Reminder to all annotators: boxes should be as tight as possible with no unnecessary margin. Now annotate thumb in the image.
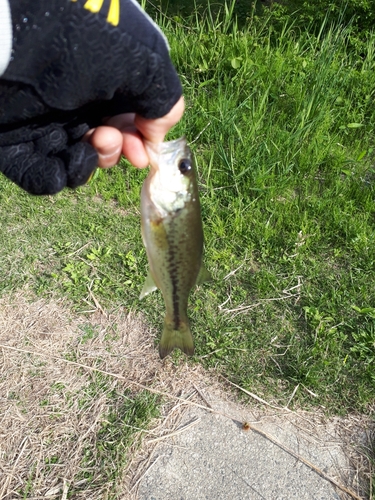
[134,96,185,143]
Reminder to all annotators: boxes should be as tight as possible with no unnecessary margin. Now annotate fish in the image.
[139,136,210,359]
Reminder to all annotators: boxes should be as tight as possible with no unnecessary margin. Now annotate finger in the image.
[84,126,123,168]
[121,127,149,168]
[101,114,149,168]
[84,124,149,169]
[134,96,185,143]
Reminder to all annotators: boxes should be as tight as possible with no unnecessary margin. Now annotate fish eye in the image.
[178,158,192,174]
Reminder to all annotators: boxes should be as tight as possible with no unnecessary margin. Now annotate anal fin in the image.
[139,270,158,299]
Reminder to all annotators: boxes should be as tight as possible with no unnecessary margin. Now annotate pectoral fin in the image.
[139,270,158,299]
[196,263,212,285]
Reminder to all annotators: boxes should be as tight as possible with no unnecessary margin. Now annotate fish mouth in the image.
[144,135,193,211]
[144,136,188,155]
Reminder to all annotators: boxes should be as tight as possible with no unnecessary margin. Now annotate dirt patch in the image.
[0,292,373,499]
[0,291,217,499]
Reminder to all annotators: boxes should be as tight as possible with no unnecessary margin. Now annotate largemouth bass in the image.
[140,136,210,359]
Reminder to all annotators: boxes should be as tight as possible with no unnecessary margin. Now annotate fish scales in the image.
[140,137,210,358]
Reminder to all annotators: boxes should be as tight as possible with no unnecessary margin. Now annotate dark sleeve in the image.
[0,0,182,195]
[2,0,182,120]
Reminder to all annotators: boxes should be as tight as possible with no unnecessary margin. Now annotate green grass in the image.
[163,6,375,413]
[74,385,159,498]
[1,0,374,458]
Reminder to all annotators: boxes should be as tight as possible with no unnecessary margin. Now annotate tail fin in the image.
[159,318,195,359]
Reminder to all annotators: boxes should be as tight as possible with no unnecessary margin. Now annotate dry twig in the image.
[147,417,201,444]
[130,454,164,493]
[87,282,108,318]
[220,375,289,412]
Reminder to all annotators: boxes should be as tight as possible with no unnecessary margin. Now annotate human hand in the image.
[0,0,183,195]
[85,96,185,169]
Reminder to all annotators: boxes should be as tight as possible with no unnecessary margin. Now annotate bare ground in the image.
[0,292,373,499]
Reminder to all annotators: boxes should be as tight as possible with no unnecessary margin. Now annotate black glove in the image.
[0,81,100,194]
[0,0,182,195]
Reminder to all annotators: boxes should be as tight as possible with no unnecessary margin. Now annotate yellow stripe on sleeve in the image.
[107,0,120,26]
[83,0,105,14]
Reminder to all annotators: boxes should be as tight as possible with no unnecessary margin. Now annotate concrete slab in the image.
[138,400,349,500]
